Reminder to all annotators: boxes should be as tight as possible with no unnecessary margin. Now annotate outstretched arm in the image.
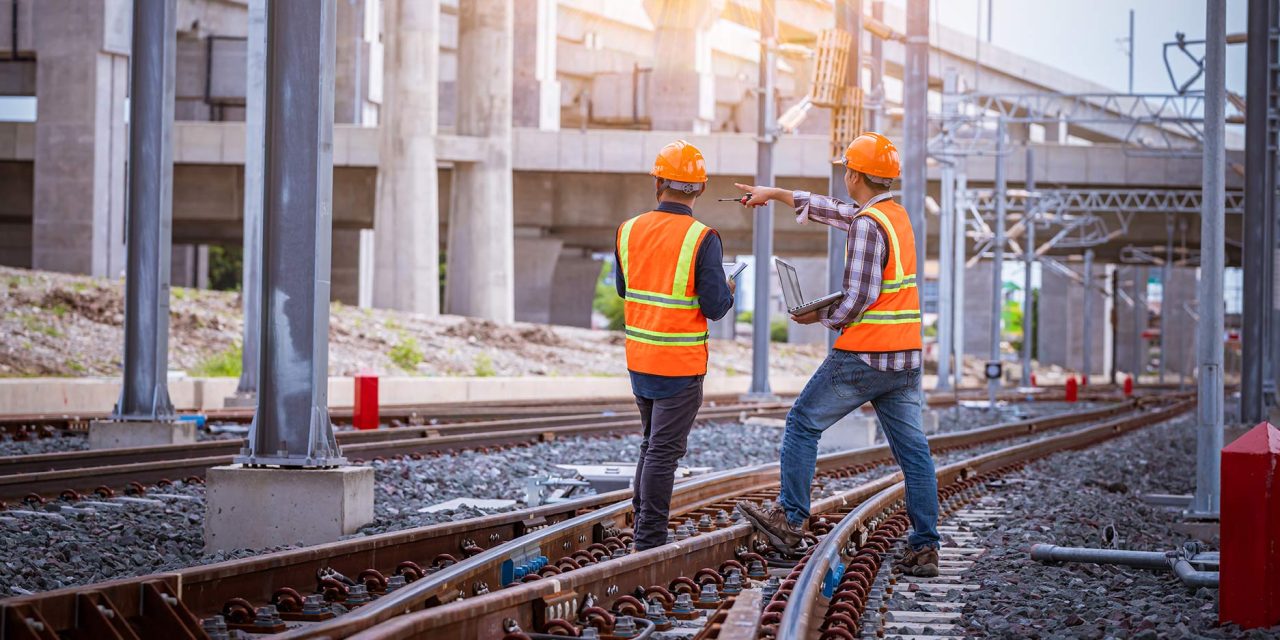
[732,183,858,232]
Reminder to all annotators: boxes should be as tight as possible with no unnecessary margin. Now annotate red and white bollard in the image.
[354,373,379,431]
[1220,422,1280,628]
[1064,376,1078,403]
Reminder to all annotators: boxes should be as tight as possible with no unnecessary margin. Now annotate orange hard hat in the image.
[836,132,900,179]
[651,140,708,184]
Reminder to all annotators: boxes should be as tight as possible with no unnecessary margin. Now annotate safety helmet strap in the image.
[657,179,706,196]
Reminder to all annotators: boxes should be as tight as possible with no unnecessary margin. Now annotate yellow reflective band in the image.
[625,289,700,309]
[860,207,905,280]
[671,221,707,299]
[625,326,710,346]
[853,309,922,326]
[618,217,639,277]
[856,317,922,325]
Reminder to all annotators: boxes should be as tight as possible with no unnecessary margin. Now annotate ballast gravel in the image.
[0,401,1098,595]
[954,415,1280,639]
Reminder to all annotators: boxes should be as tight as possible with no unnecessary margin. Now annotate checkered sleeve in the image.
[792,191,859,232]
[820,216,886,331]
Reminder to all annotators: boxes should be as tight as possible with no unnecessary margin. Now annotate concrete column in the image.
[1037,262,1107,374]
[335,0,380,125]
[786,257,827,345]
[1163,266,1199,379]
[171,244,196,288]
[373,0,441,314]
[1114,265,1149,378]
[550,249,601,328]
[32,0,129,276]
[513,0,559,130]
[332,228,362,305]
[513,234,564,324]
[642,0,723,133]
[445,0,515,322]
[962,261,995,358]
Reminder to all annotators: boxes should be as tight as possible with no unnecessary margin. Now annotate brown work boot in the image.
[894,546,940,577]
[736,501,803,550]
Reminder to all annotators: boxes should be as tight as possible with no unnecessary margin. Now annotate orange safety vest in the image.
[616,211,715,377]
[834,199,924,353]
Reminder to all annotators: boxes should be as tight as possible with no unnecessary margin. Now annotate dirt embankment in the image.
[0,266,826,378]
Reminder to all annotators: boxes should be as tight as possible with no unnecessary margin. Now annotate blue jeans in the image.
[779,350,940,550]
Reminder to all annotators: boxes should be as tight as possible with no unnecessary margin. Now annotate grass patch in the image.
[473,353,496,377]
[192,343,243,377]
[20,315,61,338]
[172,287,190,301]
[389,336,423,371]
[49,302,70,318]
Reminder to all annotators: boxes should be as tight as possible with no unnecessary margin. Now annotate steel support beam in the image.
[953,173,968,390]
[114,0,177,423]
[1160,218,1173,384]
[748,0,777,399]
[1021,147,1035,387]
[1241,0,1271,424]
[1191,0,1225,516]
[1082,248,1095,380]
[935,68,959,392]
[827,0,861,351]
[234,0,266,401]
[237,0,345,467]
[903,0,929,283]
[988,119,1006,406]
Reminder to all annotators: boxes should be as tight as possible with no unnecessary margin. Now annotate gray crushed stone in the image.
[948,415,1280,639]
[0,402,1106,596]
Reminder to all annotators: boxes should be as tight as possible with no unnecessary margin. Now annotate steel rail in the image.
[0,404,792,505]
[0,404,1141,639]
[265,404,1141,639]
[776,399,1193,640]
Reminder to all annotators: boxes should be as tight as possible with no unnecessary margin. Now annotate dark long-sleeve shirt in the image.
[793,190,922,371]
[614,200,734,399]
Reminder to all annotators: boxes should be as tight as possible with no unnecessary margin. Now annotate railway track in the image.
[0,400,1160,639]
[0,401,793,506]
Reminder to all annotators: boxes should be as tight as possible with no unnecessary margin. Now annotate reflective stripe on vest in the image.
[618,217,707,311]
[858,207,918,295]
[834,200,924,353]
[624,327,710,346]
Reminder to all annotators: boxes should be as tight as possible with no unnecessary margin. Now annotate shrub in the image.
[770,318,788,343]
[593,261,625,331]
[473,352,496,377]
[389,336,423,371]
[192,343,242,377]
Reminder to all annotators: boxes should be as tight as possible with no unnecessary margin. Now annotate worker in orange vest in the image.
[615,140,736,551]
[733,132,941,577]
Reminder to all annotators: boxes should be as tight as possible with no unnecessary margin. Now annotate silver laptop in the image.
[775,258,843,315]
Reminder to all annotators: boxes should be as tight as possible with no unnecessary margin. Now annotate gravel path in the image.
[955,415,1280,639]
[0,402,1103,596]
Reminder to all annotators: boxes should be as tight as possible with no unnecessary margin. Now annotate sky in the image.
[0,1,1246,121]
[926,0,1248,97]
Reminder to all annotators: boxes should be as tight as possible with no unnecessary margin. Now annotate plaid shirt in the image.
[793,191,922,372]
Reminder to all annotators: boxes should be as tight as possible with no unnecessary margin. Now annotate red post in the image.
[1220,422,1280,628]
[1123,376,1134,397]
[354,374,379,431]
[1081,374,1089,387]
[1064,376,1078,403]
[1029,372,1037,387]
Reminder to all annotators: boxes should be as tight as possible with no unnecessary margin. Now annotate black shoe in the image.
[736,500,803,550]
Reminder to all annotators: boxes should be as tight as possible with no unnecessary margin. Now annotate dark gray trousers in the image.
[631,381,703,551]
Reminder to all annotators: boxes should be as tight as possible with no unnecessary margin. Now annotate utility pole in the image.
[936,69,958,392]
[988,119,1007,407]
[1191,0,1225,516]
[1127,9,1135,94]
[1082,248,1095,382]
[903,0,928,283]
[1021,147,1035,388]
[229,0,266,408]
[748,0,777,400]
[828,0,861,350]
[1242,0,1271,424]
[1159,218,1173,384]
[954,173,968,390]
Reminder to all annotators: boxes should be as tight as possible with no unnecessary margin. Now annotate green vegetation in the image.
[208,244,243,291]
[49,303,70,318]
[770,318,788,343]
[20,315,61,338]
[389,335,423,371]
[737,310,753,324]
[192,343,243,377]
[593,261,625,331]
[473,352,496,377]
[67,360,86,374]
[172,287,190,301]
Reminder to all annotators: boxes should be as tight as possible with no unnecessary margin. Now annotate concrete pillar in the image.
[549,249,601,328]
[32,0,129,276]
[513,234,564,324]
[642,0,723,133]
[513,0,559,131]
[332,228,362,305]
[335,0,380,125]
[1114,265,1149,378]
[1037,262,1107,374]
[962,261,995,358]
[0,163,33,268]
[373,0,442,314]
[171,244,195,288]
[786,257,827,345]
[1163,266,1199,379]
[445,0,515,322]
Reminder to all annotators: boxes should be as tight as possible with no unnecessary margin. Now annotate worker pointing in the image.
[615,140,736,552]
[733,132,941,577]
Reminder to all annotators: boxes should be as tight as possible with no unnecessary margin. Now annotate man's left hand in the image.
[791,310,821,325]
